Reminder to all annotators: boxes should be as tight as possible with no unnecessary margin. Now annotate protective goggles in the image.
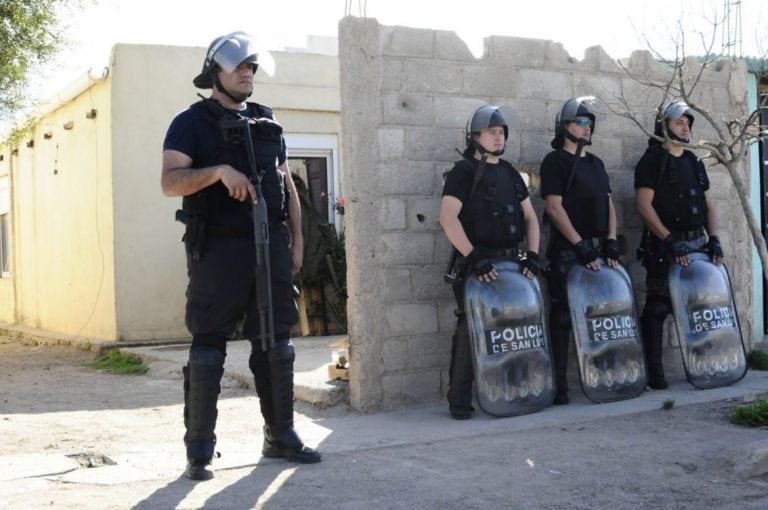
[570,118,592,127]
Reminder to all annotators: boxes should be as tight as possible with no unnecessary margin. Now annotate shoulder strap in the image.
[564,139,586,197]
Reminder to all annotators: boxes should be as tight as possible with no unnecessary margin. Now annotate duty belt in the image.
[476,246,520,259]
[673,227,705,241]
[208,219,284,239]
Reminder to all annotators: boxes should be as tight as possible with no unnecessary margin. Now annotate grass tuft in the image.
[662,399,675,410]
[90,349,148,375]
[730,399,768,428]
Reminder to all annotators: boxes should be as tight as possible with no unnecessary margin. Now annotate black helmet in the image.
[651,100,695,145]
[551,96,597,149]
[193,31,261,89]
[464,105,517,157]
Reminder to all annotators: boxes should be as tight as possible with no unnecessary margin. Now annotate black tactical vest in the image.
[458,159,526,249]
[181,99,288,228]
[649,147,709,230]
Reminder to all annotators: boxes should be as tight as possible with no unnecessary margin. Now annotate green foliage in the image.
[662,399,675,410]
[730,399,768,428]
[0,0,77,119]
[90,349,148,375]
[748,349,768,371]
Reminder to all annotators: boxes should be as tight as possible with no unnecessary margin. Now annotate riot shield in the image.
[668,252,747,389]
[464,259,555,417]
[567,258,647,403]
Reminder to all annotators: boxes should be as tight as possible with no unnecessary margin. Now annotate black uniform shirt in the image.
[634,147,710,231]
[443,158,529,248]
[163,101,288,225]
[540,149,611,243]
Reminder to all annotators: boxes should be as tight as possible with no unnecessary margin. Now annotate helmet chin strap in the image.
[665,127,689,144]
[473,140,504,157]
[213,73,251,104]
[564,130,591,146]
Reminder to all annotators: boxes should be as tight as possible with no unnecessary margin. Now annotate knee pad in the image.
[268,339,295,364]
[188,345,226,367]
[249,346,269,376]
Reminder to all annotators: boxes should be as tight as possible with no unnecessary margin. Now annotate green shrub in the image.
[90,349,148,375]
[748,349,768,370]
[730,399,768,427]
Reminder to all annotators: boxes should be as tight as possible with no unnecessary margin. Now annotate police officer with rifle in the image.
[162,31,320,481]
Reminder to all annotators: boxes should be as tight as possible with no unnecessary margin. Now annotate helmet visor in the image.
[209,32,275,76]
[470,105,520,133]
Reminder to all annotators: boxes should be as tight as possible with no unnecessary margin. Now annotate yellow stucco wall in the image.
[0,77,117,339]
[1,43,341,342]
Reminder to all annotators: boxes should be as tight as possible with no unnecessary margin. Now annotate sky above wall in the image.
[30,0,768,104]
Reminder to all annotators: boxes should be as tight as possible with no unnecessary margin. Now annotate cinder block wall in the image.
[339,17,752,411]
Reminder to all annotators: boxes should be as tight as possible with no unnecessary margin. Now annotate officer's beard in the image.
[214,75,251,104]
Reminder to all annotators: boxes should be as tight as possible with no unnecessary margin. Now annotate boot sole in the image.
[262,447,322,464]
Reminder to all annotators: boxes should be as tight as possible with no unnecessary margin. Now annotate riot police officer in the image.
[161,31,320,481]
[439,105,541,420]
[635,100,723,390]
[541,96,620,405]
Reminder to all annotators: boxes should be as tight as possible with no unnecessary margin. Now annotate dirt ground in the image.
[1,336,768,510]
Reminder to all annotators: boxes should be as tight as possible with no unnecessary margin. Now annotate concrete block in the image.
[434,97,487,129]
[545,41,577,70]
[406,197,442,232]
[485,36,547,68]
[372,162,436,196]
[382,92,435,126]
[403,60,464,94]
[436,30,477,61]
[575,74,623,105]
[512,100,553,133]
[382,369,442,407]
[439,300,458,334]
[383,339,407,372]
[407,333,450,369]
[385,303,438,336]
[520,133,556,168]
[379,198,407,230]
[406,127,465,162]
[517,69,573,101]
[378,128,405,161]
[381,59,403,92]
[382,26,434,58]
[588,137,623,171]
[372,267,413,302]
[376,232,436,265]
[579,46,621,74]
[462,65,519,97]
[412,265,451,301]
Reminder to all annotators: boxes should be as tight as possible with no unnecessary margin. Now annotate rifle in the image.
[444,153,488,284]
[212,101,277,352]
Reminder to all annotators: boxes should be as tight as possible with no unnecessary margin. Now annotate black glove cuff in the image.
[465,250,494,276]
[523,251,541,275]
[573,239,598,265]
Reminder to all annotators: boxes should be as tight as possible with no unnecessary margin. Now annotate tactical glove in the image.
[663,235,689,258]
[465,250,494,277]
[573,239,599,265]
[522,251,541,276]
[706,236,724,259]
[604,238,620,261]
